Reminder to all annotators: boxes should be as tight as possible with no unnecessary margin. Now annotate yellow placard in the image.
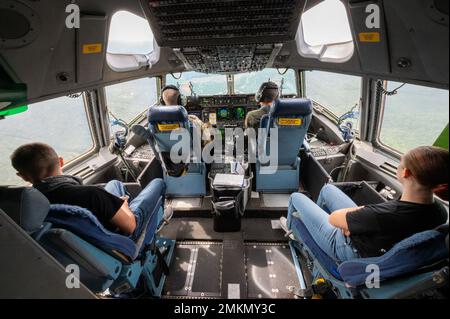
[82,43,103,54]
[157,123,181,132]
[359,32,381,43]
[278,118,302,126]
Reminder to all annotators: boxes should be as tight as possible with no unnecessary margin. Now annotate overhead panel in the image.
[141,0,305,73]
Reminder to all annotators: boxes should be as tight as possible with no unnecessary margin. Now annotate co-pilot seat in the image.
[147,105,207,197]
[256,98,313,193]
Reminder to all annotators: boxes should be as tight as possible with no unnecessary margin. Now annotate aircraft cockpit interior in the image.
[0,0,449,305]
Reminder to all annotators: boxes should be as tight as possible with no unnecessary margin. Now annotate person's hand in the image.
[342,229,351,237]
[120,195,130,203]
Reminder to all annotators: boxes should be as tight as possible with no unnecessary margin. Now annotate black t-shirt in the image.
[34,176,124,229]
[346,200,448,258]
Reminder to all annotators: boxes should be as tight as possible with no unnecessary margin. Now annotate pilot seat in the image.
[0,180,175,297]
[256,98,313,193]
[147,105,207,197]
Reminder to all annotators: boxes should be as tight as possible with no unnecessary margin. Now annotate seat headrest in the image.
[148,105,189,123]
[270,98,313,117]
[0,186,50,233]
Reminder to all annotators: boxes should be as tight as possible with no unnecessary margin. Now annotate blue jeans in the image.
[105,179,166,241]
[287,184,360,263]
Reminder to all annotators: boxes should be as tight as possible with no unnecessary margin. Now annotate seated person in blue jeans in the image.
[281,146,448,262]
[11,143,165,240]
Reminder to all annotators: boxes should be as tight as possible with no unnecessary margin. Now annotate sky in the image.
[302,0,353,46]
[107,10,154,54]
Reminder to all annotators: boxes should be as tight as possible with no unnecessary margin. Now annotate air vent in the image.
[380,162,398,175]
[0,10,30,39]
[72,166,95,180]
[0,0,40,49]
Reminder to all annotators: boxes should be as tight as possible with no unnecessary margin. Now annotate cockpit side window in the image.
[105,77,158,124]
[378,82,449,154]
[0,94,95,185]
[297,0,355,63]
[305,70,362,126]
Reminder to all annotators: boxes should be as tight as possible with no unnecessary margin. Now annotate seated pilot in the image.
[244,81,280,131]
[10,143,165,239]
[159,85,212,146]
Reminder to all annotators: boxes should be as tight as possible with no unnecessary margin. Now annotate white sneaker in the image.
[280,217,296,240]
[163,205,174,222]
[157,205,174,234]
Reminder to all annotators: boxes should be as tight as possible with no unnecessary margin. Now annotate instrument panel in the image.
[186,94,258,128]
[185,94,297,129]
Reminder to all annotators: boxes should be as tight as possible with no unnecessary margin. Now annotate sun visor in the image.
[76,15,108,84]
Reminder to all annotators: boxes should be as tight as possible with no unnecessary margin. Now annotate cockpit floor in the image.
[162,241,299,299]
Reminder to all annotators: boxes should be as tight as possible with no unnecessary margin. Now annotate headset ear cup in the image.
[180,94,187,107]
[255,85,264,104]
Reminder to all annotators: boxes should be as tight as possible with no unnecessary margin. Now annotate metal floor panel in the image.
[163,240,300,299]
[245,243,299,299]
[163,242,222,298]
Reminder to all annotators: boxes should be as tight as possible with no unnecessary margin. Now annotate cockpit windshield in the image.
[166,72,228,96]
[234,69,297,95]
[166,69,297,96]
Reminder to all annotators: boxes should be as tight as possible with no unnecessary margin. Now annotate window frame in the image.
[60,92,99,172]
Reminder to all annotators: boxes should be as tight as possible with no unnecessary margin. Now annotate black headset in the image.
[160,85,185,106]
[255,81,280,104]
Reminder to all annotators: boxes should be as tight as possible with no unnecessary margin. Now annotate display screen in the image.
[217,107,230,120]
[234,107,246,120]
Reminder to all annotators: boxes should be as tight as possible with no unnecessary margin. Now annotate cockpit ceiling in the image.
[143,0,304,47]
[142,0,305,73]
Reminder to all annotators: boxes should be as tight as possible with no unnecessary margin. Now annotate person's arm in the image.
[110,198,137,236]
[329,206,365,236]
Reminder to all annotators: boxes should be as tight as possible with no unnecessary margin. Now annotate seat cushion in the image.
[338,230,448,287]
[270,98,313,117]
[148,105,189,123]
[291,218,342,280]
[46,205,138,260]
[0,186,50,233]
